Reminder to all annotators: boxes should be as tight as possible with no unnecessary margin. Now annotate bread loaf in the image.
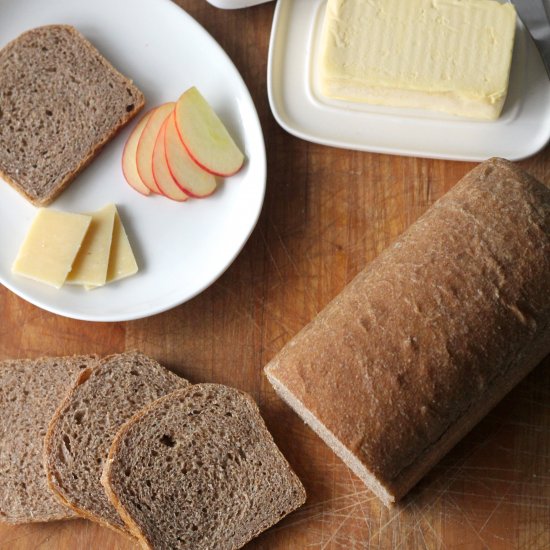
[265,158,550,506]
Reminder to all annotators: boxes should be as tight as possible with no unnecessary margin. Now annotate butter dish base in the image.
[267,0,550,161]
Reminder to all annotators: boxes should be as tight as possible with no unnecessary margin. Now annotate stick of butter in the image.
[67,204,116,287]
[319,0,517,119]
[12,209,91,289]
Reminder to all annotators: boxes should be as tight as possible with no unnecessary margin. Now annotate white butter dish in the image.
[268,0,550,161]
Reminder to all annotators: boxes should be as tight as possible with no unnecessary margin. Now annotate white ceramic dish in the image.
[0,0,266,322]
[206,0,272,8]
[268,0,550,161]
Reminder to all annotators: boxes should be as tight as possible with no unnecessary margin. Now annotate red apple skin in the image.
[152,119,189,202]
[173,121,243,178]
[122,110,153,196]
[174,87,244,177]
[136,102,175,195]
[165,112,217,199]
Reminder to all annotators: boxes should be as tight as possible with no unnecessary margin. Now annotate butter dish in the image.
[268,0,550,161]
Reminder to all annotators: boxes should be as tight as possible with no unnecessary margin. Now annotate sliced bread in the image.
[0,25,145,206]
[0,355,97,524]
[44,351,189,535]
[101,384,306,550]
[265,158,550,506]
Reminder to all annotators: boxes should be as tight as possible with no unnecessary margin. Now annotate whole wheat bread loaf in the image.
[44,351,189,535]
[265,158,550,507]
[101,384,306,550]
[0,355,97,524]
[0,25,145,205]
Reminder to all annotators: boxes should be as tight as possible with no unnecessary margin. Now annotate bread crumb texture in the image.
[0,25,144,205]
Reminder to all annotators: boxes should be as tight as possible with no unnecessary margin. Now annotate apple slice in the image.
[165,113,217,198]
[122,110,153,195]
[152,118,189,202]
[136,102,175,194]
[174,87,244,177]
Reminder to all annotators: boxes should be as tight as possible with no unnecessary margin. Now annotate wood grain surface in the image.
[1,1,549,549]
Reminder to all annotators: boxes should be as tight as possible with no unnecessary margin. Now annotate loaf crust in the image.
[265,158,550,506]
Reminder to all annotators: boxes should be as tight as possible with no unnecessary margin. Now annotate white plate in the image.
[268,0,550,161]
[0,0,266,322]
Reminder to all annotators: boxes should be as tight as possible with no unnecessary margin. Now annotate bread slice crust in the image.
[265,158,550,506]
[0,25,145,206]
[102,384,306,550]
[0,355,98,524]
[43,351,189,536]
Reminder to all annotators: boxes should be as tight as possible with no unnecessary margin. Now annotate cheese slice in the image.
[67,204,116,287]
[106,210,138,284]
[12,209,91,289]
[319,0,517,119]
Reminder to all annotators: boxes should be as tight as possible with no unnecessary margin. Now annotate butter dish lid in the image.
[205,0,272,8]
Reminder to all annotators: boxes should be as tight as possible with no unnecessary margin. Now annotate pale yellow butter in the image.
[12,209,91,289]
[319,0,517,119]
[106,211,138,284]
[67,204,116,287]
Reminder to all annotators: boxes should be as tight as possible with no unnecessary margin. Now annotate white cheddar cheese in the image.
[106,211,138,284]
[12,209,91,289]
[67,204,116,287]
[319,0,517,119]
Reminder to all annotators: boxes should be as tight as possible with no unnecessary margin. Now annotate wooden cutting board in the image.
[1,1,549,548]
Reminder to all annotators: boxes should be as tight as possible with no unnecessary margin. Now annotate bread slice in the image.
[101,384,306,550]
[265,158,550,507]
[44,351,189,535]
[0,355,97,524]
[0,25,145,206]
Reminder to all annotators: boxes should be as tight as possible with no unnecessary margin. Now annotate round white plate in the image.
[0,0,266,322]
[268,0,550,161]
